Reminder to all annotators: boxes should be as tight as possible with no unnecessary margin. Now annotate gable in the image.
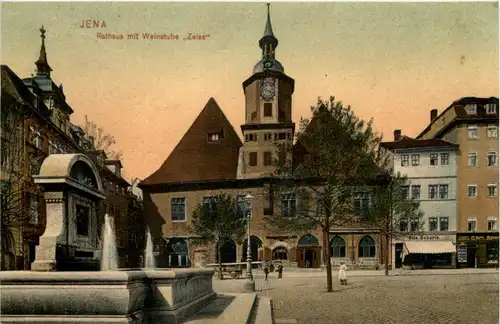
[142,98,243,185]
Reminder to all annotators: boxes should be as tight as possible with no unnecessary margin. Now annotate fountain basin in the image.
[0,268,215,324]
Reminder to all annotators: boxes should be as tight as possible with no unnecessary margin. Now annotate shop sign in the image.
[407,235,449,241]
[457,234,499,242]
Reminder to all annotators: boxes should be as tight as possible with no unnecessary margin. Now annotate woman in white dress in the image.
[338,262,348,285]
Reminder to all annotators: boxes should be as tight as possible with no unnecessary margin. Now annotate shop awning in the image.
[404,241,456,254]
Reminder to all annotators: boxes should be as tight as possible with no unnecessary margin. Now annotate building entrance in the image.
[296,234,321,268]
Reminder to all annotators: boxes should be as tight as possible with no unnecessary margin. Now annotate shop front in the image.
[392,234,457,270]
[456,233,499,268]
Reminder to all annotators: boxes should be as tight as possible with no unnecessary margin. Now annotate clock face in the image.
[263,60,273,69]
[261,77,275,100]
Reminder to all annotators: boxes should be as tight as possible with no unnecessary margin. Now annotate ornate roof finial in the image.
[263,3,274,38]
[35,25,52,76]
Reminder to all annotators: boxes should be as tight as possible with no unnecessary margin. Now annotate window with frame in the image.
[430,153,438,166]
[358,236,376,258]
[488,184,497,197]
[353,192,371,216]
[171,197,186,221]
[410,219,419,232]
[428,217,438,231]
[203,196,217,217]
[465,104,477,115]
[487,152,497,167]
[428,185,438,199]
[439,217,449,231]
[245,134,257,142]
[400,154,409,167]
[278,132,287,140]
[263,151,272,166]
[281,192,296,217]
[487,126,498,139]
[439,184,449,199]
[411,185,421,200]
[440,153,449,165]
[401,186,410,200]
[467,125,478,139]
[330,236,346,258]
[249,152,258,166]
[263,133,273,141]
[208,131,223,142]
[411,154,420,166]
[467,219,477,232]
[399,219,408,232]
[467,185,477,197]
[485,103,497,114]
[263,103,273,117]
[488,219,497,231]
[487,242,499,263]
[468,153,477,168]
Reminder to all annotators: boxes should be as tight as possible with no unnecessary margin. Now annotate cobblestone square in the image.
[213,272,499,324]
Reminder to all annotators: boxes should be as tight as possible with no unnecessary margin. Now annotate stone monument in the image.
[31,153,105,271]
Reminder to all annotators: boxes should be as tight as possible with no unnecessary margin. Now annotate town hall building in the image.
[140,5,384,269]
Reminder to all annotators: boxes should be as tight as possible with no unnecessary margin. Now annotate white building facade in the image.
[381,131,458,269]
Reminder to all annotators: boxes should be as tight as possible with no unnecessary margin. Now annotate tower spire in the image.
[259,3,278,59]
[35,26,52,76]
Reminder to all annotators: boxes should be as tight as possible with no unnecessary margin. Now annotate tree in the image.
[81,115,122,160]
[189,193,247,279]
[267,96,385,292]
[363,171,424,275]
[0,102,36,270]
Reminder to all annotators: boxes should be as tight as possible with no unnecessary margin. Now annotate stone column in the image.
[31,192,66,271]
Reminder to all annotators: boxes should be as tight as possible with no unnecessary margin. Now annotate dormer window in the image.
[208,131,223,142]
[485,103,497,114]
[465,104,477,115]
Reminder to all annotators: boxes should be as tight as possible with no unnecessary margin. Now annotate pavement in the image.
[213,269,499,324]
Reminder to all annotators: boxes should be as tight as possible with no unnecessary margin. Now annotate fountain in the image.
[101,213,118,271]
[144,227,156,269]
[0,153,217,323]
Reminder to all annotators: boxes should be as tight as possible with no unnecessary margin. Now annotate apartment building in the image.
[381,131,458,269]
[417,97,499,268]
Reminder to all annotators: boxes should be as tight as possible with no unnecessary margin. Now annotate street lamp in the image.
[243,193,255,292]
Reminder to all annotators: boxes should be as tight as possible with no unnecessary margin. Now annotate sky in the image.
[1,2,498,181]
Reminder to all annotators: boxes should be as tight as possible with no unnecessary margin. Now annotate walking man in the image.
[277,263,283,279]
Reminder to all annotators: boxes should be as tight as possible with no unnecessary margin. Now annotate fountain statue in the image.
[101,214,118,271]
[144,227,156,269]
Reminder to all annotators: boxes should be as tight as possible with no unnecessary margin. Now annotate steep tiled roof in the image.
[141,98,243,185]
[417,96,499,139]
[380,136,458,150]
[1,65,36,104]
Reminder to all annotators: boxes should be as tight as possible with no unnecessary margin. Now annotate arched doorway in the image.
[166,238,189,268]
[358,236,376,258]
[272,247,288,260]
[297,234,321,268]
[216,239,237,263]
[330,236,346,258]
[242,236,262,263]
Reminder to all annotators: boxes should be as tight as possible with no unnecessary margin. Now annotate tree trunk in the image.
[323,227,333,292]
[384,234,390,276]
[218,245,224,280]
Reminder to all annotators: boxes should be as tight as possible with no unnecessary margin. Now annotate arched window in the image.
[358,236,376,258]
[272,247,288,260]
[167,238,189,267]
[297,234,319,247]
[330,236,346,258]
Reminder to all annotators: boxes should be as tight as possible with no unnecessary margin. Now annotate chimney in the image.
[430,109,438,122]
[394,129,402,141]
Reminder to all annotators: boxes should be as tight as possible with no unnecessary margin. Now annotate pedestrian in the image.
[277,263,283,279]
[338,261,348,285]
[263,262,269,281]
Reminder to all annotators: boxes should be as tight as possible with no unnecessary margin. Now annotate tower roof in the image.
[259,3,278,49]
[141,98,243,185]
[35,26,52,76]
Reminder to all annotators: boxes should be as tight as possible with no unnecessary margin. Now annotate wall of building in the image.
[455,124,499,232]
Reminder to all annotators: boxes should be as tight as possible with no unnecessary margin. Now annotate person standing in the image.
[338,262,348,285]
[263,262,269,281]
[277,263,283,279]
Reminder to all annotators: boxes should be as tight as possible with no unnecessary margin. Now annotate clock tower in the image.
[237,3,295,179]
